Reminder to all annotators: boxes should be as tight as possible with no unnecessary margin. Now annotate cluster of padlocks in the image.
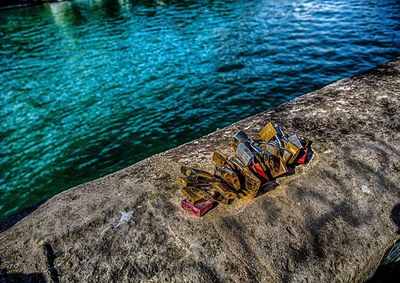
[176,122,312,217]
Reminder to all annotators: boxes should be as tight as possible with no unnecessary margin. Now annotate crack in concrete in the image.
[42,243,59,283]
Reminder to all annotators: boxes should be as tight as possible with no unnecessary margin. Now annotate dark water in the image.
[0,0,399,220]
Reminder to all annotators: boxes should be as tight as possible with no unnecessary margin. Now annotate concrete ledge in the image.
[1,58,400,282]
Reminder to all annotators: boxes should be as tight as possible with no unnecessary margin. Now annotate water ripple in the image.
[0,0,399,219]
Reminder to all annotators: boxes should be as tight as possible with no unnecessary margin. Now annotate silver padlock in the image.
[236,143,255,166]
[234,130,251,145]
[288,134,304,149]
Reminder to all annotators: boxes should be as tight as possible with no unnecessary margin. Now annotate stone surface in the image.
[1,58,400,282]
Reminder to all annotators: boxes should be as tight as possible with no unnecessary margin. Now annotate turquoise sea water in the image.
[0,0,399,220]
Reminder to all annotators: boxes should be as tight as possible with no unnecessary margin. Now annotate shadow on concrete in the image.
[0,270,46,283]
[365,262,400,283]
[0,201,45,233]
[365,202,400,283]
[280,140,398,282]
[390,203,400,234]
[365,258,400,283]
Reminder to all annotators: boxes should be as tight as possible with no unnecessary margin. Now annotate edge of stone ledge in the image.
[1,57,400,283]
[1,57,399,228]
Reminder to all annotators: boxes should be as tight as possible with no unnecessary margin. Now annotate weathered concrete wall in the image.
[1,58,399,282]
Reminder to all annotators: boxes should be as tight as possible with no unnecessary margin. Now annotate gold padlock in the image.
[259,122,277,142]
[281,149,292,164]
[228,156,261,197]
[241,167,261,197]
[229,156,245,171]
[270,158,288,178]
[181,187,208,204]
[176,177,189,188]
[181,166,215,181]
[212,151,237,169]
[218,196,231,205]
[264,154,280,173]
[214,165,241,191]
[263,144,280,157]
[176,176,210,189]
[285,141,301,164]
[212,182,238,200]
[212,151,226,166]
[239,189,258,200]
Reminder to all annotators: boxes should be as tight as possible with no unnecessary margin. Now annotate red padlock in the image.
[181,199,214,217]
[296,146,310,164]
[251,163,271,181]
